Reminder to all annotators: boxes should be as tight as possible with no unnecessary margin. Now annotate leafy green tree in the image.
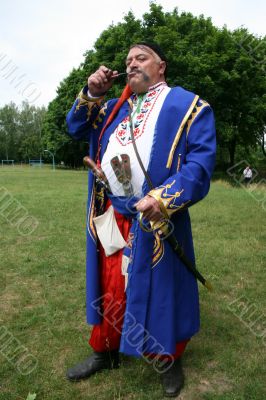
[0,102,46,162]
[0,103,19,161]
[41,68,89,167]
[18,102,46,161]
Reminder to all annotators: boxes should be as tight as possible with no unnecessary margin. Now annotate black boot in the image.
[66,350,120,381]
[161,358,185,398]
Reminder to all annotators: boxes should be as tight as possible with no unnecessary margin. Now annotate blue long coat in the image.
[66,85,216,357]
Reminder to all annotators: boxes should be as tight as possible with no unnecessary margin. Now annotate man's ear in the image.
[159,61,166,76]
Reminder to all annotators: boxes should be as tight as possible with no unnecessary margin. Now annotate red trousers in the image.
[89,204,189,359]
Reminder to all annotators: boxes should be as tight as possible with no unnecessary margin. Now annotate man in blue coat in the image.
[66,42,216,397]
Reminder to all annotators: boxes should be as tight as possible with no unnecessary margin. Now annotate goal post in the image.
[29,159,43,167]
[1,160,14,167]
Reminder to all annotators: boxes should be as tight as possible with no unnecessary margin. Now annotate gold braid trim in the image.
[87,183,97,243]
[166,95,199,169]
[186,99,210,136]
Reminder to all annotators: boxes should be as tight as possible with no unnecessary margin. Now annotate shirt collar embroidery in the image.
[133,81,167,104]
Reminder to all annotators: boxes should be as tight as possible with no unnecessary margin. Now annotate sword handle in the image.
[83,156,111,192]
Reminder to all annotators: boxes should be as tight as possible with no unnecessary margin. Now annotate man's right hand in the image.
[87,65,118,97]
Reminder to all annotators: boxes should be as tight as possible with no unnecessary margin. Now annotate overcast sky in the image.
[0,0,265,108]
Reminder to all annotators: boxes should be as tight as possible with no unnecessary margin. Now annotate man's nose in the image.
[129,59,138,69]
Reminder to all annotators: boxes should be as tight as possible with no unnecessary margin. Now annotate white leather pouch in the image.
[93,205,127,256]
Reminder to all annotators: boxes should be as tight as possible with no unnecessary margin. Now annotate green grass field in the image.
[0,167,265,400]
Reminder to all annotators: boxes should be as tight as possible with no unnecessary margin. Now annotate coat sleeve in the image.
[148,102,216,216]
[66,86,110,141]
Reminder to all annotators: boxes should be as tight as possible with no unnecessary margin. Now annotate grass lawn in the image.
[0,166,265,400]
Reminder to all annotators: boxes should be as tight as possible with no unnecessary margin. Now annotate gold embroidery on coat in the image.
[95,185,105,212]
[148,182,191,217]
[75,89,104,121]
[186,99,209,136]
[166,95,199,169]
[152,232,164,268]
[92,102,108,129]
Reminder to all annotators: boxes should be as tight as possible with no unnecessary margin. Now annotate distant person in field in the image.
[66,42,216,397]
[243,165,253,185]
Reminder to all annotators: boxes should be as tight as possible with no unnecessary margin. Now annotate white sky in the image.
[0,0,265,108]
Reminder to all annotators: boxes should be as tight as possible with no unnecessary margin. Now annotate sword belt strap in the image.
[128,108,154,191]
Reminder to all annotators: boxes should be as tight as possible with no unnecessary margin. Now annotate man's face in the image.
[126,46,166,94]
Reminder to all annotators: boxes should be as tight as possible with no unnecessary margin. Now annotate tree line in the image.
[0,102,46,163]
[1,4,265,168]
